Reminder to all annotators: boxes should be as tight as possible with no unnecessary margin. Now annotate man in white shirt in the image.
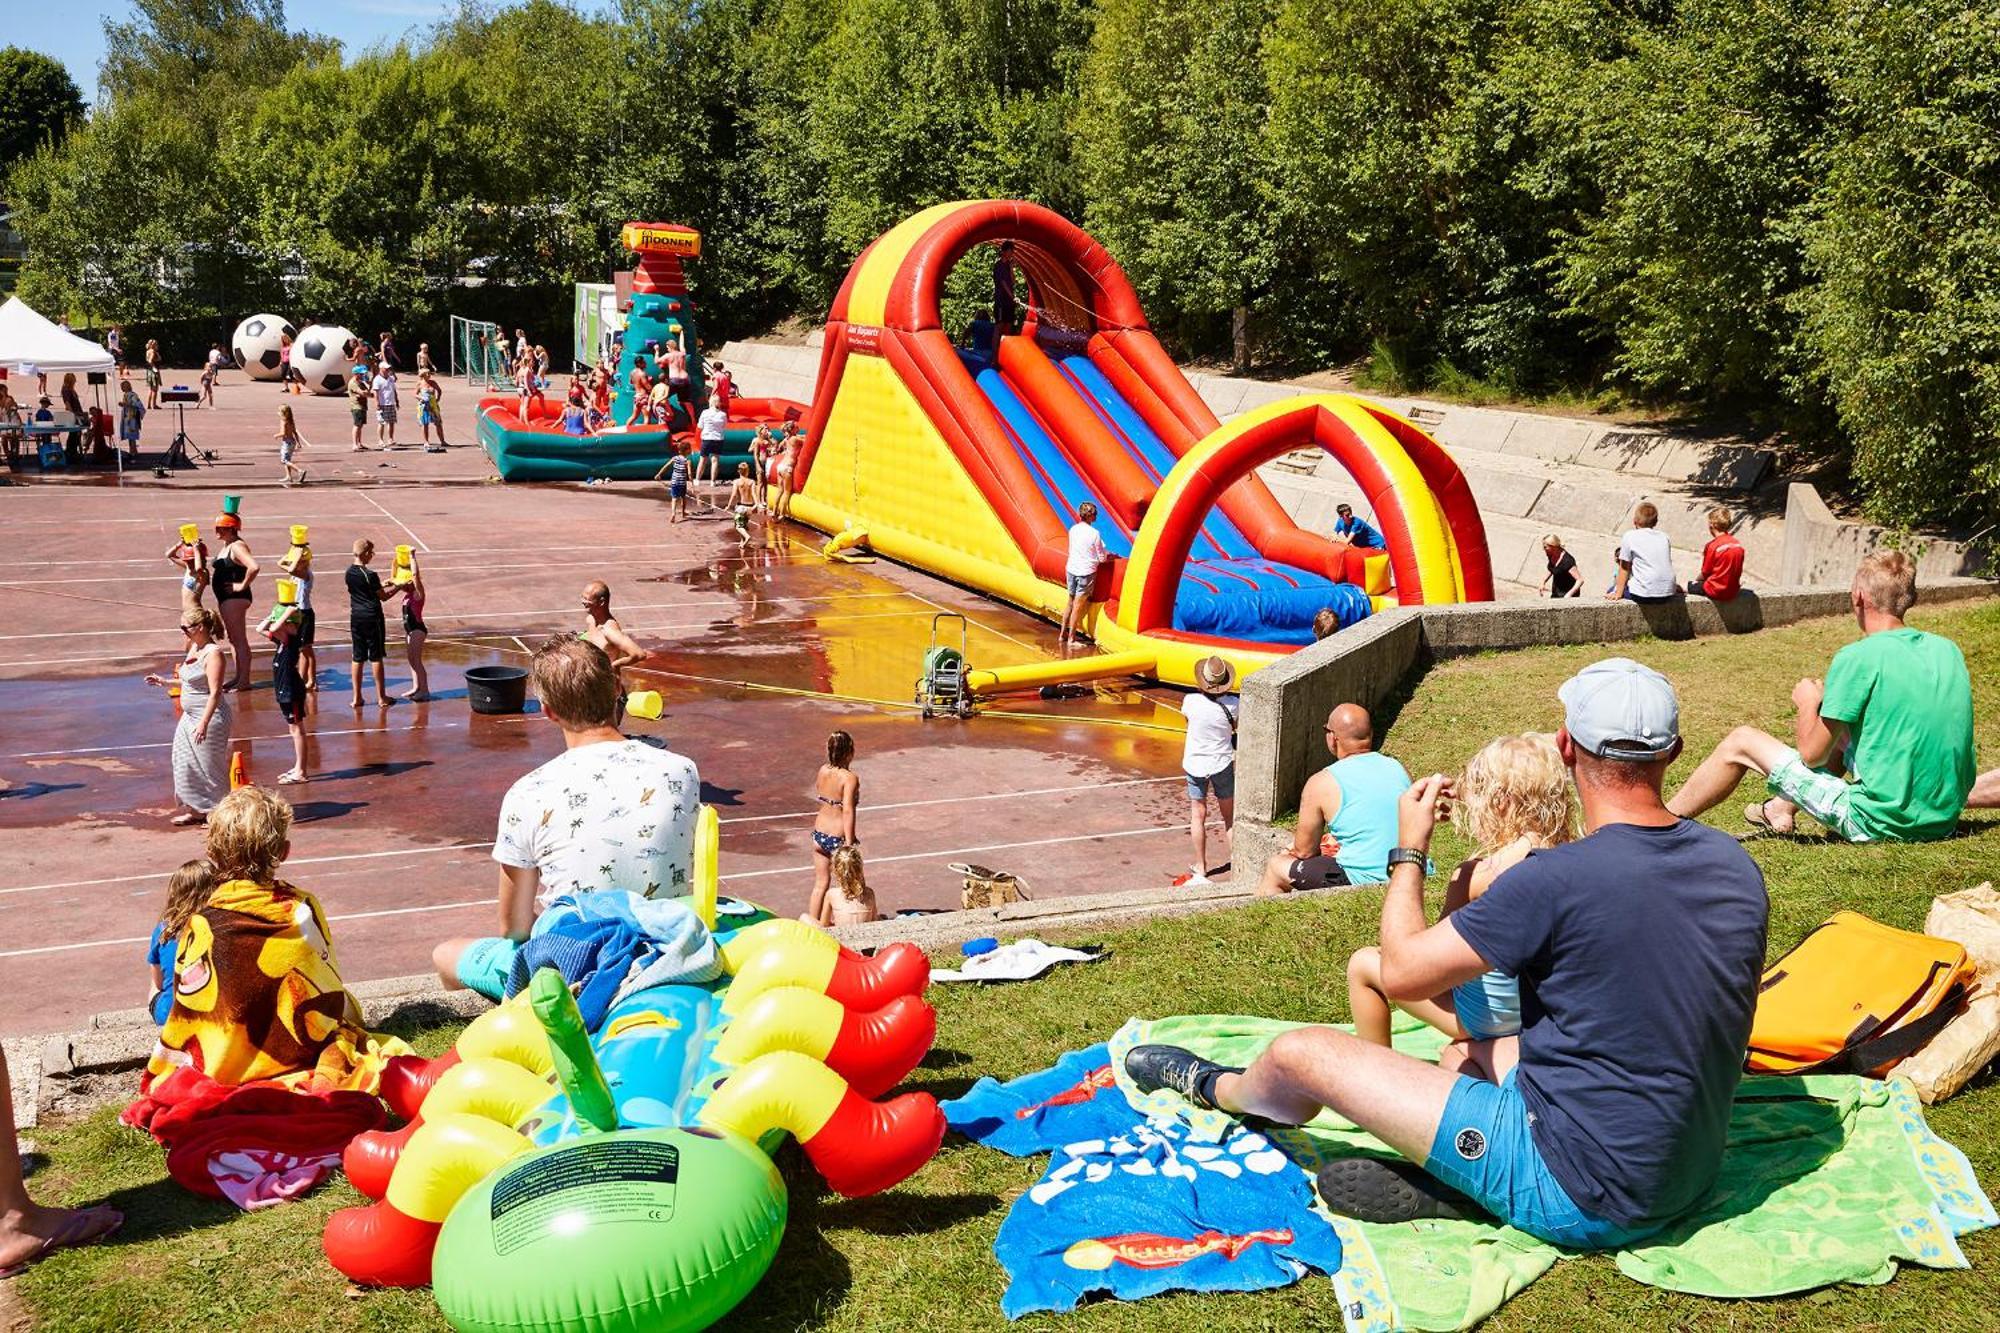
[1177,655,1239,886]
[697,401,729,490]
[1061,502,1112,648]
[432,635,700,1000]
[1608,502,1677,604]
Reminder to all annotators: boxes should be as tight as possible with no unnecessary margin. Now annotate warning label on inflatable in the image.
[489,1139,680,1255]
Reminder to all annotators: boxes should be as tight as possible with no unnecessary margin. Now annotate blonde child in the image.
[147,859,215,1025]
[728,461,757,545]
[818,845,884,928]
[277,403,308,486]
[1346,733,1577,1059]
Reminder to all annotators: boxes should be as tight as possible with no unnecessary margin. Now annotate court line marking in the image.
[0,590,918,642]
[0,785,1180,895]
[360,492,432,552]
[0,824,1181,955]
[0,608,940,667]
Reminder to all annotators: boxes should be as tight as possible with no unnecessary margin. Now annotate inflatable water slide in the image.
[783,201,1492,688]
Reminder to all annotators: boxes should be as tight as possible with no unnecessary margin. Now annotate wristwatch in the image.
[1385,847,1428,872]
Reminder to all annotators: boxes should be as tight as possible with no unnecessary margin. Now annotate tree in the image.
[1075,0,1282,369]
[100,0,334,115]
[1797,1,2000,529]
[0,48,83,170]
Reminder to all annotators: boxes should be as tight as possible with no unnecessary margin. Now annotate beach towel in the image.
[930,939,1107,984]
[144,878,410,1094]
[509,891,721,1026]
[122,1067,385,1209]
[1107,1014,1995,1329]
[945,1044,1342,1317]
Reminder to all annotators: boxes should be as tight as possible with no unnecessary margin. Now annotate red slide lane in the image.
[1088,331,1345,581]
[885,328,1071,585]
[996,335,1155,531]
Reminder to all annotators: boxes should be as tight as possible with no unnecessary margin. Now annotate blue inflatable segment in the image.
[1059,356,1259,561]
[972,364,1133,557]
[1174,572,1369,647]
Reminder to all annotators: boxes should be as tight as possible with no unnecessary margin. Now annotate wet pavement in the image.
[0,434,1207,1035]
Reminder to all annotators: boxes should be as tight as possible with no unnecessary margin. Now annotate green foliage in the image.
[1795,1,2000,529]
[1076,0,1286,364]
[0,47,84,170]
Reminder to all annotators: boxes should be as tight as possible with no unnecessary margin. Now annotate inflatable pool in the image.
[478,394,807,482]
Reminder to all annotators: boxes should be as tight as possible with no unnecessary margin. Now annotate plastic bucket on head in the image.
[465,666,530,715]
[274,577,299,604]
[290,524,310,547]
[179,522,200,544]
[222,494,243,516]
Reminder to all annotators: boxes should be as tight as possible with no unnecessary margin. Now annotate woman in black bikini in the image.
[210,514,259,691]
[805,731,860,924]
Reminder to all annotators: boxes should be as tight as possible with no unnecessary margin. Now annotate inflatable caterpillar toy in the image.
[322,814,945,1332]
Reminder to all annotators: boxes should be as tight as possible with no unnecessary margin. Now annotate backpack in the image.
[1746,911,1974,1077]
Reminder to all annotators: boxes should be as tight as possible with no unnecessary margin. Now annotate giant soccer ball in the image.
[230,314,295,381]
[293,324,359,396]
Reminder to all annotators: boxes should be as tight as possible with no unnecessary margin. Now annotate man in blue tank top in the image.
[1255,703,1412,895]
[1134,660,1768,1248]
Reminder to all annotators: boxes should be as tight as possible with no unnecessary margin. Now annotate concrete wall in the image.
[1781,483,1990,587]
[1236,579,2000,826]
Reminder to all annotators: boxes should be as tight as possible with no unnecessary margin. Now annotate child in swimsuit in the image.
[804,731,859,923]
[728,462,757,545]
[817,845,884,928]
[147,858,215,1025]
[1345,733,1577,1051]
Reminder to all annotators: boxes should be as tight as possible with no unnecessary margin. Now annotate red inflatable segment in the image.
[323,1199,444,1288]
[825,941,930,1012]
[381,1051,457,1123]
[998,335,1154,529]
[826,996,938,1099]
[344,1118,422,1201]
[799,1089,948,1198]
[881,201,1142,335]
[1128,401,1432,632]
[1357,404,1496,601]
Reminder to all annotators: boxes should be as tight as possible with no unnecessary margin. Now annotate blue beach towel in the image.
[508,891,721,1026]
[946,1046,1341,1319]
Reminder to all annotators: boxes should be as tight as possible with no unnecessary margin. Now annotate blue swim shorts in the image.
[454,936,520,1001]
[1422,1070,1660,1250]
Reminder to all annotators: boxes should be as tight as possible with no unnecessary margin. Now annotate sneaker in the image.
[1123,1045,1235,1109]
[1314,1157,1490,1225]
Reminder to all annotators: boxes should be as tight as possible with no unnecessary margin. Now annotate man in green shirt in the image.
[1669,551,1974,841]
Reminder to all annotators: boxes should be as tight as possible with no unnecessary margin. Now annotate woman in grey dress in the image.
[146,607,233,825]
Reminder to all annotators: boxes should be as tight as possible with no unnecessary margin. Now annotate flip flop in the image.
[169,811,204,827]
[0,1206,123,1280]
[1743,800,1793,834]
[1315,1156,1489,1224]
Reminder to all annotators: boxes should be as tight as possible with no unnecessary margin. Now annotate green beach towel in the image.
[1108,1014,1994,1331]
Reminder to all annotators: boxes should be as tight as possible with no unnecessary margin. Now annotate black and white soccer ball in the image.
[293,324,358,395]
[230,314,295,380]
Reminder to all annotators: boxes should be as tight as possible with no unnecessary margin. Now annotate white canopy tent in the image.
[0,297,114,376]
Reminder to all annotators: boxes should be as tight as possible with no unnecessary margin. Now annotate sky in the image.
[11,0,468,102]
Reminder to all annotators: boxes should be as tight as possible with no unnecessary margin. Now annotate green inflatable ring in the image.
[433,1126,787,1333]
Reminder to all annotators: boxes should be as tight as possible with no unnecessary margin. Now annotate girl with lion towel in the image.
[147,787,409,1093]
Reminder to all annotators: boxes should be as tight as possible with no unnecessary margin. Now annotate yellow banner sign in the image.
[620,223,703,258]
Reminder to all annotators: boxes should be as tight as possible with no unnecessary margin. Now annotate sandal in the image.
[1315,1157,1489,1225]
[169,811,205,827]
[0,1205,123,1280]
[1743,800,1793,834]
[276,769,308,785]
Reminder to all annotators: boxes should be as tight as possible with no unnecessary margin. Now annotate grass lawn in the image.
[15,600,2000,1332]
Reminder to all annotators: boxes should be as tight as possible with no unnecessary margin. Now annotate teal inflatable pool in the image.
[479,398,807,483]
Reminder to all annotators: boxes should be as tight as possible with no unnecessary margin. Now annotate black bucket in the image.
[466,665,531,715]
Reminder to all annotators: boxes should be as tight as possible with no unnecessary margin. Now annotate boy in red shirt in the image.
[1688,507,1745,601]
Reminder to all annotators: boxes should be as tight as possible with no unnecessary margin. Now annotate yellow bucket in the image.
[178,522,200,545]
[275,577,300,604]
[625,690,664,721]
[393,544,415,581]
[290,524,309,547]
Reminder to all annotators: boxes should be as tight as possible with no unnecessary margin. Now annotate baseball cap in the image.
[1558,658,1679,760]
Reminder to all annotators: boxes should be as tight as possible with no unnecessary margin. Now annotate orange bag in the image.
[1746,911,1973,1077]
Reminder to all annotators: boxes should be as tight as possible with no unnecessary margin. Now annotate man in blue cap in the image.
[1125,658,1768,1246]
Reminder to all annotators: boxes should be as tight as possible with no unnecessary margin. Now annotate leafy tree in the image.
[1546,0,1829,410]
[1075,0,1281,368]
[0,48,84,169]
[1265,0,1600,391]
[100,0,334,115]
[1797,1,2000,529]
